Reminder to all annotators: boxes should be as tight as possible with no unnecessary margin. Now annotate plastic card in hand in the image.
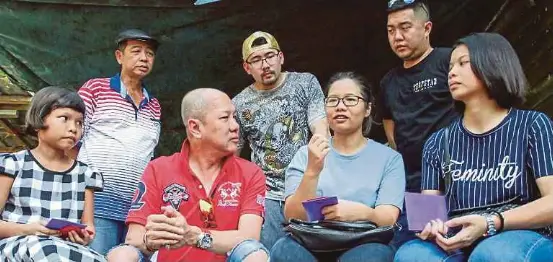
[45,218,92,238]
[302,196,339,222]
[404,192,448,232]
[45,218,86,230]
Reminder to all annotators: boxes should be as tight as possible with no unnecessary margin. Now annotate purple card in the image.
[302,196,339,222]
[404,192,448,232]
[45,218,86,230]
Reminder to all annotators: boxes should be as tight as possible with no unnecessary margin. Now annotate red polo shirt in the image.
[126,141,266,262]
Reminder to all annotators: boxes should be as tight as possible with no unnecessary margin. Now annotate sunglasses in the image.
[388,0,415,9]
[199,198,217,228]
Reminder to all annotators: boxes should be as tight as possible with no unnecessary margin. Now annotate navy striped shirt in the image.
[422,109,553,211]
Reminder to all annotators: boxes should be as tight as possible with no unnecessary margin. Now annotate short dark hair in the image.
[453,32,526,112]
[388,2,431,22]
[325,72,375,136]
[25,86,86,136]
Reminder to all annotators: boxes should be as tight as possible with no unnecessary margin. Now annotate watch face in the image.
[199,233,213,249]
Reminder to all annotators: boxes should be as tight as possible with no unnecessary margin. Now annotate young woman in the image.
[270,72,406,262]
[394,33,553,262]
[0,87,105,261]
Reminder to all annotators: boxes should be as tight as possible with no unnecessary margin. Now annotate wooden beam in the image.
[0,96,32,105]
[0,113,18,119]
[485,0,512,32]
[528,76,553,110]
[0,147,17,153]
[0,146,26,153]
[0,120,26,147]
[0,104,29,110]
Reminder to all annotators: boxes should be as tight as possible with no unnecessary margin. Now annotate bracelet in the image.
[490,211,505,232]
[143,231,158,253]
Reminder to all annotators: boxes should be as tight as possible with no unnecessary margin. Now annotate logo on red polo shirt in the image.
[162,183,189,210]
[217,182,242,207]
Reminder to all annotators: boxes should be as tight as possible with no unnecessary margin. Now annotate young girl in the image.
[394,33,553,261]
[0,87,105,262]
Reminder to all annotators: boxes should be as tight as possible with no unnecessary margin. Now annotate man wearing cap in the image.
[379,0,457,248]
[232,31,329,249]
[72,28,162,254]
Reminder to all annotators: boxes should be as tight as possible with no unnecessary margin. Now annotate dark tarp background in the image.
[1,0,552,156]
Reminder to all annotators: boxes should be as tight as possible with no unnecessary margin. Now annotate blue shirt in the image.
[285,139,405,211]
[422,109,553,212]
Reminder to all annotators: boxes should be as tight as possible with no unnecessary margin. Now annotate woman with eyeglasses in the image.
[394,33,553,262]
[269,72,406,262]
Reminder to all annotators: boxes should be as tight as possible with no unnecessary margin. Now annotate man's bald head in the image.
[181,88,229,127]
[181,88,239,155]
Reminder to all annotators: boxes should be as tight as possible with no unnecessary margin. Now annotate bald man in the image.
[107,88,269,262]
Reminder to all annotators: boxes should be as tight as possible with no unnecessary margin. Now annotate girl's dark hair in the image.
[25,86,86,136]
[453,32,527,113]
[325,72,374,136]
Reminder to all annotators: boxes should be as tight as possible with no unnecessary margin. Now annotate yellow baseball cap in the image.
[242,31,281,61]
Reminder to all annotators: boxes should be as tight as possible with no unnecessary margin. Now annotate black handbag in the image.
[284,218,394,253]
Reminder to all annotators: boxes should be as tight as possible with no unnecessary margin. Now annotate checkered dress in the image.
[0,150,106,262]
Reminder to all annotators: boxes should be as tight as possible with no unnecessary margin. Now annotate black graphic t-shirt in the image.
[378,47,457,190]
[422,109,553,215]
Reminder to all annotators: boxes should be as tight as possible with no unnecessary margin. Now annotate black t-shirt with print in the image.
[378,47,457,191]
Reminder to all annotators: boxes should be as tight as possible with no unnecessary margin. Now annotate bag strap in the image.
[289,218,377,231]
[318,220,377,231]
[441,127,452,195]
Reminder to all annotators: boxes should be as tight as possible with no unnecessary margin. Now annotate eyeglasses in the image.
[388,0,415,9]
[199,198,217,228]
[246,52,279,68]
[325,96,366,107]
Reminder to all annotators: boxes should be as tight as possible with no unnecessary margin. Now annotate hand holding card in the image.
[404,192,448,232]
[45,218,93,238]
[302,196,338,221]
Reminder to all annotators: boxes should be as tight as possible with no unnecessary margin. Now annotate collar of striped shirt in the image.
[110,73,153,109]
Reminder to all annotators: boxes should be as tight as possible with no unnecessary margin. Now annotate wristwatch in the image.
[483,213,497,237]
[196,231,213,250]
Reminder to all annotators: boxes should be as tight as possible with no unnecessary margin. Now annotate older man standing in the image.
[73,29,162,254]
[233,31,329,249]
[106,88,268,262]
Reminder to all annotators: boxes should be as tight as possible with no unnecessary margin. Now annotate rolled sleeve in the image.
[77,80,97,141]
[528,113,553,178]
[84,167,104,191]
[375,152,406,211]
[0,153,19,178]
[421,130,445,191]
[240,168,266,217]
[377,80,393,120]
[284,146,309,199]
[306,75,326,126]
[126,163,162,226]
[232,97,247,152]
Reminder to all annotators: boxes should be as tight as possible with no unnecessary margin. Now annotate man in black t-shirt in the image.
[380,0,457,249]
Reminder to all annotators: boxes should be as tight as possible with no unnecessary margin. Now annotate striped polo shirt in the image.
[77,74,161,221]
[422,109,553,212]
